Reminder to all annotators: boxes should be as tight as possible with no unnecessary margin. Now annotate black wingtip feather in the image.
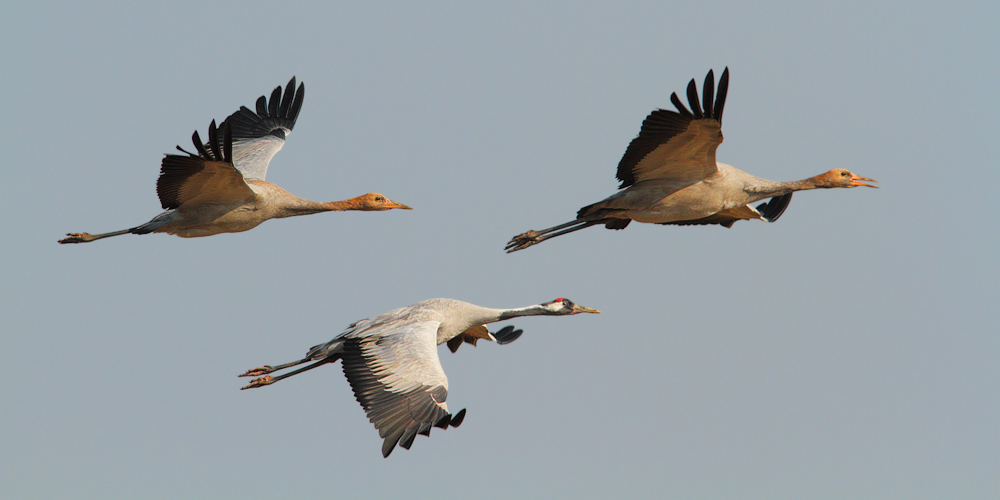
[289,83,304,123]
[670,92,693,118]
[450,409,467,428]
[715,67,730,121]
[434,414,452,429]
[702,70,715,119]
[267,86,281,116]
[686,79,703,118]
[278,77,295,117]
[207,120,222,161]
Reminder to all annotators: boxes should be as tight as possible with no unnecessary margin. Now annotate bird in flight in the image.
[239,297,600,457]
[59,77,410,244]
[505,68,877,252]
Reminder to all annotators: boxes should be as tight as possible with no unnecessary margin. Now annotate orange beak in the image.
[386,200,413,210]
[850,174,879,188]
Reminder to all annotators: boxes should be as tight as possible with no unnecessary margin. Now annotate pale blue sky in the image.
[3,1,998,498]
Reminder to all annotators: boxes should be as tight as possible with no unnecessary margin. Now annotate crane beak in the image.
[850,174,878,188]
[571,304,601,314]
[386,200,413,210]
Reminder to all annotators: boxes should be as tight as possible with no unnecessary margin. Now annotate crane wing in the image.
[660,193,793,228]
[446,325,524,353]
[157,121,254,209]
[616,68,729,189]
[218,77,304,182]
[340,319,462,457]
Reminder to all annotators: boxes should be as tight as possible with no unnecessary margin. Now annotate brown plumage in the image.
[59,77,410,244]
[505,68,877,252]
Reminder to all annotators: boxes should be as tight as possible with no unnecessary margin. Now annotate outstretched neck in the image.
[497,304,550,322]
[744,175,825,199]
[277,195,370,217]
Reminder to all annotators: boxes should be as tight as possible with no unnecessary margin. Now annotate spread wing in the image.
[157,121,254,209]
[661,193,793,228]
[616,68,729,189]
[218,77,305,181]
[341,319,465,457]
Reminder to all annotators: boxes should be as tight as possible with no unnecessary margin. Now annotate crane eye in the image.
[841,171,849,177]
[375,196,384,201]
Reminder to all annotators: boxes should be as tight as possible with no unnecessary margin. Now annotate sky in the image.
[2,1,998,498]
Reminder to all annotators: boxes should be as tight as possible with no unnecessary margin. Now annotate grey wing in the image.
[158,121,254,209]
[616,68,729,188]
[219,77,305,181]
[340,320,463,457]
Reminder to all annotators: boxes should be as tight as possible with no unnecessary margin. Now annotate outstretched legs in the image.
[505,219,602,253]
[239,357,334,390]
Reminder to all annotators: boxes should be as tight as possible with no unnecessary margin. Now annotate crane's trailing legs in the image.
[239,356,336,389]
[505,218,628,253]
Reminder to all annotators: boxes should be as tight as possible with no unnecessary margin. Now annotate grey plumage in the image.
[239,297,599,457]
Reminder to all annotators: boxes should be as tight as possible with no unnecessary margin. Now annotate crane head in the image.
[542,298,601,315]
[354,193,413,211]
[817,169,879,188]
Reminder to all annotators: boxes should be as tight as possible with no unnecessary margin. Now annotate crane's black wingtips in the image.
[450,409,467,428]
[434,413,452,429]
[703,69,715,119]
[223,77,304,140]
[756,193,792,222]
[715,67,729,121]
[494,326,524,345]
[670,92,692,119]
[687,78,704,118]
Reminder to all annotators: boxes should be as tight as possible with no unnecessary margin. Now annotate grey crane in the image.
[505,68,877,253]
[59,77,410,244]
[239,297,600,457]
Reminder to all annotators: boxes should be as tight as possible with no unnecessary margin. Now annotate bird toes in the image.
[504,231,539,252]
[240,376,274,390]
[58,233,92,244]
[239,366,274,377]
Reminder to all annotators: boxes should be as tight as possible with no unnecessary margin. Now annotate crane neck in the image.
[276,195,372,217]
[497,304,552,321]
[744,176,823,200]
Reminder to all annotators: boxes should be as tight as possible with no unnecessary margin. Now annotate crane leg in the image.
[240,358,335,390]
[505,220,599,252]
[58,229,134,244]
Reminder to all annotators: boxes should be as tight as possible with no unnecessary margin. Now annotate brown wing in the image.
[616,68,729,189]
[157,121,254,209]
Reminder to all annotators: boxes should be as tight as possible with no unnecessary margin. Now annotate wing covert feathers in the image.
[616,68,730,188]
[157,121,242,210]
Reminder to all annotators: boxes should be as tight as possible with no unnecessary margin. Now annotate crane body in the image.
[60,77,410,244]
[506,68,877,252]
[239,297,600,457]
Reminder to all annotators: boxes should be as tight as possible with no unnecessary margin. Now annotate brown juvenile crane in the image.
[239,297,600,457]
[505,68,877,253]
[59,77,410,244]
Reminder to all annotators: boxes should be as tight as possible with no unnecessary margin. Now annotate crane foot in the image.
[240,376,274,390]
[239,366,274,377]
[59,233,95,244]
[504,231,540,253]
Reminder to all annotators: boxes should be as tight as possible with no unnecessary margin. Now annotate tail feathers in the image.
[129,210,178,235]
[306,338,346,360]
